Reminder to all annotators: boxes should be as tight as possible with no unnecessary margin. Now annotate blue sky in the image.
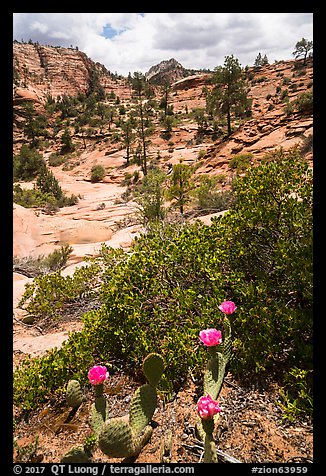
[13,13,313,76]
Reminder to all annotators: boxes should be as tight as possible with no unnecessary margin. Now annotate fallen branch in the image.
[183,442,242,463]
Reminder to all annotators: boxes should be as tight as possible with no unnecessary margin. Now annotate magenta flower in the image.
[218,301,237,315]
[88,365,109,385]
[197,394,221,420]
[199,328,222,347]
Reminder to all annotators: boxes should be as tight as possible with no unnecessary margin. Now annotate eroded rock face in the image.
[13,42,132,101]
[195,59,313,175]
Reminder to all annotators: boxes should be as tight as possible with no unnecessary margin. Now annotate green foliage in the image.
[229,153,253,172]
[13,145,45,182]
[90,165,106,183]
[43,244,73,271]
[277,367,313,421]
[36,165,63,200]
[18,262,101,321]
[166,162,194,214]
[292,90,313,114]
[206,55,252,134]
[254,53,269,68]
[219,147,312,386]
[194,174,234,212]
[13,147,312,419]
[134,168,167,224]
[60,128,75,154]
[292,38,313,65]
[13,245,72,277]
[13,184,58,209]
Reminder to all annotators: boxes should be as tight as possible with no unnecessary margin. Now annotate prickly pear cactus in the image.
[203,351,226,401]
[202,419,218,463]
[98,353,165,459]
[66,380,84,409]
[129,384,157,433]
[60,446,92,463]
[98,417,153,458]
[203,317,232,401]
[89,395,110,434]
[142,353,165,387]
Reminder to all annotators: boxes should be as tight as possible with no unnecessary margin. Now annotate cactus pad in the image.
[203,352,226,400]
[89,395,109,434]
[66,380,83,408]
[60,446,91,463]
[142,353,165,387]
[129,384,157,432]
[98,417,152,458]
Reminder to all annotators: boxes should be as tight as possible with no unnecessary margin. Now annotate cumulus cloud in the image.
[13,12,313,76]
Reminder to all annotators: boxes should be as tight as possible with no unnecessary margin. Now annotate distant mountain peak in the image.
[145,58,190,85]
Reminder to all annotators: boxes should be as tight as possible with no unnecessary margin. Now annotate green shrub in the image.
[90,165,106,183]
[18,262,101,321]
[13,145,46,182]
[294,90,313,114]
[220,146,312,383]
[48,153,65,167]
[194,175,234,211]
[13,184,57,209]
[13,245,72,277]
[229,153,253,172]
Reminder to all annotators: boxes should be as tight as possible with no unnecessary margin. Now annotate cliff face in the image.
[13,43,131,102]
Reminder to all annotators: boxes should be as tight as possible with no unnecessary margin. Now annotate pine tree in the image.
[166,162,194,214]
[293,38,313,65]
[36,166,63,200]
[206,55,251,135]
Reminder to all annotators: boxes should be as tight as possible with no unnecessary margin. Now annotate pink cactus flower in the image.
[197,394,221,420]
[218,300,237,315]
[199,328,222,347]
[88,365,109,385]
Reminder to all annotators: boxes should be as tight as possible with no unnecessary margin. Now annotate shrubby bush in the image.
[13,146,312,418]
[13,145,46,182]
[90,165,106,183]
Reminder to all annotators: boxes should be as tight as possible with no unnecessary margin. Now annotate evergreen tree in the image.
[60,128,75,154]
[166,162,194,214]
[36,165,63,200]
[206,55,251,135]
[13,145,45,181]
[134,168,166,224]
[22,102,48,147]
[121,118,136,165]
[131,72,152,175]
[293,38,313,65]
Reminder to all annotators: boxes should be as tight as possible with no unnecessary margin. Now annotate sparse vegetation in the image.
[90,164,106,183]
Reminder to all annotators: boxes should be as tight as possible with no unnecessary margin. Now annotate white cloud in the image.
[13,12,313,76]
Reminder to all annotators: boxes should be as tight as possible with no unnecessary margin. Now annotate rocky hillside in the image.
[13,42,313,176]
[196,59,313,174]
[13,42,131,102]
